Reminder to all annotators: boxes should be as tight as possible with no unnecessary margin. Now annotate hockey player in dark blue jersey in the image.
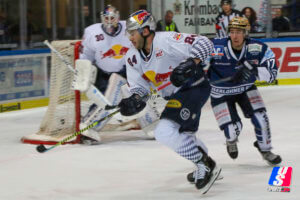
[208,17,281,165]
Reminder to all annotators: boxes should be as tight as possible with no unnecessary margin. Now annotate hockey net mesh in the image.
[21,40,81,145]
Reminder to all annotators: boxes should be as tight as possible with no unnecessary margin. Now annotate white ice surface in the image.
[0,85,299,200]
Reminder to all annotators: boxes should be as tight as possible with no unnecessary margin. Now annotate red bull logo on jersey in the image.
[132,10,150,25]
[142,70,172,87]
[101,44,129,59]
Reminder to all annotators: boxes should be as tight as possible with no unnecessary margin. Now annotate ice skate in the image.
[254,141,282,165]
[187,156,223,183]
[187,155,221,194]
[226,140,238,159]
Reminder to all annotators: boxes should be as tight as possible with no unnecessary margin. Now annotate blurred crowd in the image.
[0,0,298,49]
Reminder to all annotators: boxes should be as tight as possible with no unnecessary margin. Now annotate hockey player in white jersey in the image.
[74,5,162,143]
[117,10,221,193]
[80,5,131,93]
[76,5,139,143]
[208,17,282,165]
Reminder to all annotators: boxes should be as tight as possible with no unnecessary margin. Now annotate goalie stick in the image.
[36,81,171,153]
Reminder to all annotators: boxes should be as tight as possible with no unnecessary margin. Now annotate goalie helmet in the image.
[126,10,156,33]
[228,17,250,33]
[101,5,120,34]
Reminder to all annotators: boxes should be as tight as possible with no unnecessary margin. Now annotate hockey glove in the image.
[118,94,146,116]
[232,61,258,84]
[170,58,199,87]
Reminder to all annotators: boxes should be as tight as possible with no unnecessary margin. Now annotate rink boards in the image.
[0,38,300,112]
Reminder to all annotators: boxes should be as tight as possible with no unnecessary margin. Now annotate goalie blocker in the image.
[72,59,161,142]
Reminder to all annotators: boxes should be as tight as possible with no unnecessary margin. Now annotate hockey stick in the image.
[36,81,172,153]
[44,40,112,106]
[210,76,233,85]
[36,109,120,153]
[44,40,75,73]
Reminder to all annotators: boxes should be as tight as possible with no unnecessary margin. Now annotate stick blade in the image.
[36,144,47,153]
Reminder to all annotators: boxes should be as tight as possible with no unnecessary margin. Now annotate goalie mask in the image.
[101,5,120,35]
[126,10,156,36]
[228,17,250,35]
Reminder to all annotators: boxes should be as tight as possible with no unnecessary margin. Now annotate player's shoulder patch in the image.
[264,47,275,59]
[154,48,165,59]
[248,43,262,53]
[171,32,184,41]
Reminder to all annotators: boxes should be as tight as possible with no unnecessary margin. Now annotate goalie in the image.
[73,5,161,143]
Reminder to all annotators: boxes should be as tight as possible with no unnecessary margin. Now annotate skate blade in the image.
[265,158,282,166]
[200,166,222,195]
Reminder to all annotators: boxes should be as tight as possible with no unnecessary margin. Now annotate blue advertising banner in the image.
[0,52,49,102]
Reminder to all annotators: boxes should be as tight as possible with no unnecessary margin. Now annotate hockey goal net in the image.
[21,40,83,145]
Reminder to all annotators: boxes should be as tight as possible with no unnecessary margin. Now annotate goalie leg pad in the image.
[136,104,160,129]
[85,73,127,108]
[85,85,109,108]
[104,73,127,106]
[80,107,117,135]
[82,73,127,132]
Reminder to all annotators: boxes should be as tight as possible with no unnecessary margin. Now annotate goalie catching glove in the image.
[232,60,258,84]
[170,58,203,87]
[118,94,146,116]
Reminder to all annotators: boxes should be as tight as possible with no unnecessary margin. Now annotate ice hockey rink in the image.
[0,85,299,200]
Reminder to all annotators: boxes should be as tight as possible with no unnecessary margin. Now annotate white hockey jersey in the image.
[80,21,132,73]
[125,32,213,98]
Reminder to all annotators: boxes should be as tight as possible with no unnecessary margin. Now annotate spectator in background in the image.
[0,11,10,43]
[82,5,93,28]
[242,7,261,33]
[215,0,243,38]
[272,8,291,32]
[156,10,179,32]
[9,10,37,45]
